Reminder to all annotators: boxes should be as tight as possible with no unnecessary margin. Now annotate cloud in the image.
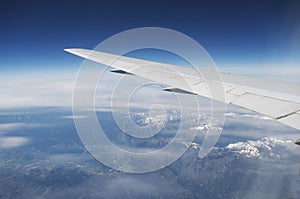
[0,72,75,109]
[0,70,209,113]
[0,136,29,149]
[0,123,27,134]
[225,112,272,120]
[0,122,42,134]
[48,173,191,199]
[0,122,42,149]
[61,115,89,119]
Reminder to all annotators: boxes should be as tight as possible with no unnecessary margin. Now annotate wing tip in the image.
[64,48,73,53]
[64,48,84,53]
[64,48,94,58]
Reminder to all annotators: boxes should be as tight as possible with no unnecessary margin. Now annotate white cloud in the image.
[61,115,89,119]
[0,70,208,112]
[0,123,27,134]
[0,122,42,149]
[0,136,29,149]
[0,72,76,109]
[225,112,272,120]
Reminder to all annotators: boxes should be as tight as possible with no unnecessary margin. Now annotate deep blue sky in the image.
[1,0,300,72]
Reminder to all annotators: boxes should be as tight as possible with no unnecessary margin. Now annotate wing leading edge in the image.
[65,48,300,144]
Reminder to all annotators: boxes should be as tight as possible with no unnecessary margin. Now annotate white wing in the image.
[65,48,300,143]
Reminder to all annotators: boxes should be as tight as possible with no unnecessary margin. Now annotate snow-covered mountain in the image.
[225,137,298,159]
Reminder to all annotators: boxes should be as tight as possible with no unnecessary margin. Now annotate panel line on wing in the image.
[230,92,300,119]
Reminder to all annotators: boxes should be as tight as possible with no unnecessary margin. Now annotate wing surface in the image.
[65,48,300,133]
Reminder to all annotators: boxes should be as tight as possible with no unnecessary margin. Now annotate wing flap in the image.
[230,92,300,119]
[278,111,300,130]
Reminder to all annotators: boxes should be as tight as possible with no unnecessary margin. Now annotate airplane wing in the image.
[65,48,300,144]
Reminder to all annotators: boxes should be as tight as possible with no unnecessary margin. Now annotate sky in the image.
[1,0,300,73]
[0,2,300,196]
